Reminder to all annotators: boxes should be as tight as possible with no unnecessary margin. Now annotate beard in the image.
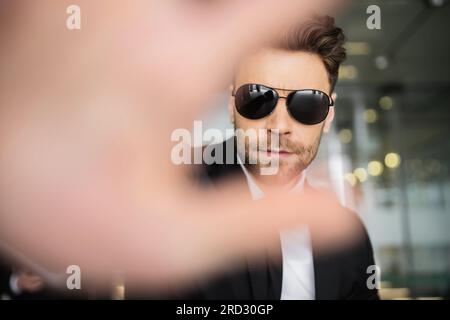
[237,129,323,181]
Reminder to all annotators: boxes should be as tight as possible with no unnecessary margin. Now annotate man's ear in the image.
[323,92,337,133]
[331,92,337,102]
[228,85,235,124]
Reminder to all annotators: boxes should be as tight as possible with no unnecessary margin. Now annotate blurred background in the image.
[200,0,450,299]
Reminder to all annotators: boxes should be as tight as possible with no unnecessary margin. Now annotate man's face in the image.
[230,49,335,182]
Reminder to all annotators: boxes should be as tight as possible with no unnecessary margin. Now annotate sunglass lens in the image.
[235,84,278,120]
[287,90,330,125]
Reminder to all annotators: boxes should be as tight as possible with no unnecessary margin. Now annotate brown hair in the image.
[277,15,346,92]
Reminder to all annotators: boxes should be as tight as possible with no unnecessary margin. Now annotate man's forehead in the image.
[234,48,330,93]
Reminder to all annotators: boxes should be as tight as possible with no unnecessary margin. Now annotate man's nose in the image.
[266,98,292,135]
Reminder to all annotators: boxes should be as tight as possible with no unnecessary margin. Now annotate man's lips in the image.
[259,149,293,157]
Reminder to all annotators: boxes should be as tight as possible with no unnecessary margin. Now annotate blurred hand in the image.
[0,0,354,289]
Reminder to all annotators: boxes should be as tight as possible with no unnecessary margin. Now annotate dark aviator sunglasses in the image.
[232,83,334,125]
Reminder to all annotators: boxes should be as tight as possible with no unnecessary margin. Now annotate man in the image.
[177,15,379,300]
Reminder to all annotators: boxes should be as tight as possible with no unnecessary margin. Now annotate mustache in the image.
[254,137,306,155]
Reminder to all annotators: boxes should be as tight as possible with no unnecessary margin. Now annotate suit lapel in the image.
[246,256,269,299]
[267,246,283,299]
[303,181,339,300]
[246,246,283,300]
[312,249,339,300]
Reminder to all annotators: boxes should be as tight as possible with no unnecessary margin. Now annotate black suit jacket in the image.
[128,138,379,300]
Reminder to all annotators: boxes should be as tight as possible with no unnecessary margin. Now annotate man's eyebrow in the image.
[271,86,295,95]
[269,84,298,91]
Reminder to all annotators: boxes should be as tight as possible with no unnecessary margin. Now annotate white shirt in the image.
[237,156,315,300]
